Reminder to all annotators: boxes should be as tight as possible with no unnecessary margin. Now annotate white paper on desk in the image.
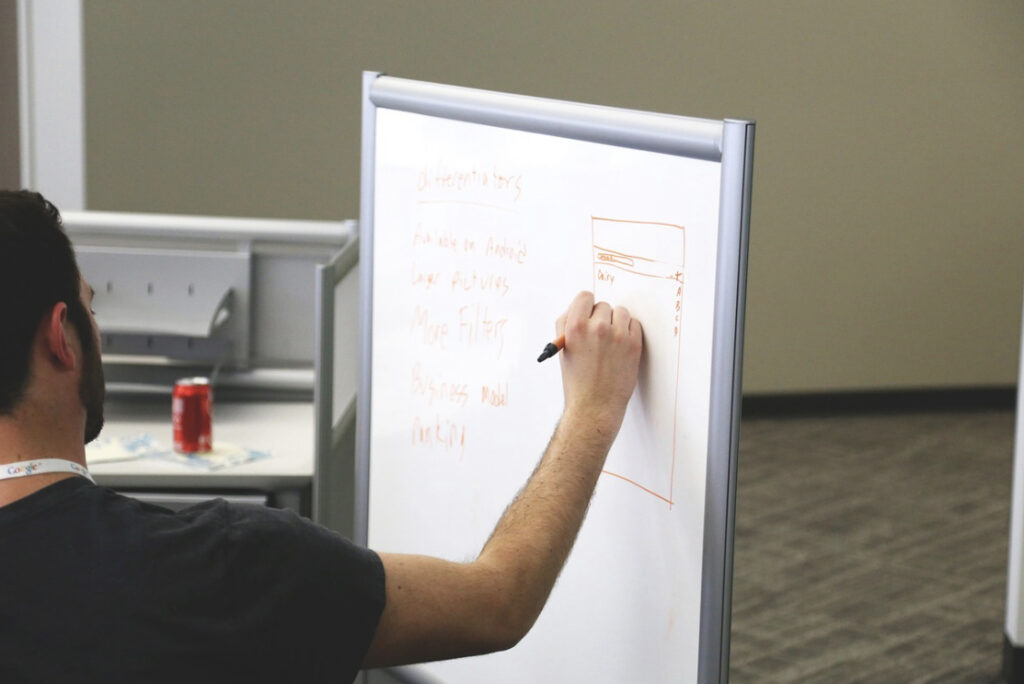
[86,433,165,464]
[154,442,270,471]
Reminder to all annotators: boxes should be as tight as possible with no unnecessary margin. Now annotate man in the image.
[0,190,642,682]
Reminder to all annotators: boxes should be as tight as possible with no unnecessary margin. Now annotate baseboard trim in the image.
[741,387,1016,418]
[1004,634,1024,682]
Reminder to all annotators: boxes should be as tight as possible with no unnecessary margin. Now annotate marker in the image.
[536,334,566,363]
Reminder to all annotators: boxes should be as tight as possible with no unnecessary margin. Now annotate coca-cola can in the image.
[172,377,213,453]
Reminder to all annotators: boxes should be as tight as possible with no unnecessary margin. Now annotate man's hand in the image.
[363,291,643,668]
[558,291,643,439]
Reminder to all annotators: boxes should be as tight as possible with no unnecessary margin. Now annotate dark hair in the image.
[0,190,95,414]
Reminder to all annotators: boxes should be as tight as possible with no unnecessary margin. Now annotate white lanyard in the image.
[0,459,95,484]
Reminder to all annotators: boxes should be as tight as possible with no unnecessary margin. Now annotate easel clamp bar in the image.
[371,75,725,162]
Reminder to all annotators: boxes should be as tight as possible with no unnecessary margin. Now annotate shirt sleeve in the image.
[221,503,386,683]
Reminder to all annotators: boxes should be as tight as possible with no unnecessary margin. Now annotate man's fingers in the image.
[628,316,643,342]
[559,292,639,344]
[565,291,595,326]
[592,301,612,323]
[611,305,631,331]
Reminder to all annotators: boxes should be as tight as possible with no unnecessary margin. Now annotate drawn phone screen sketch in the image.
[360,73,754,684]
[592,217,685,506]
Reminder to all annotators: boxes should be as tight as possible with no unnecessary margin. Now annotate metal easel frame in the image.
[358,71,754,684]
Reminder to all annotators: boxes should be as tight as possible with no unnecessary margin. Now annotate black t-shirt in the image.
[0,477,385,684]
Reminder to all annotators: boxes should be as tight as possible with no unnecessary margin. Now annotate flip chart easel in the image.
[356,72,754,683]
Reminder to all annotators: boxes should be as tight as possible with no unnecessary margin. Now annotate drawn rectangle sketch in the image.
[592,217,685,506]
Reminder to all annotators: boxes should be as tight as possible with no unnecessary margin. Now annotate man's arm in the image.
[362,291,642,667]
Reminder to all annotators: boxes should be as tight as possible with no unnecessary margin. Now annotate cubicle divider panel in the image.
[65,210,355,391]
[313,235,362,536]
[67,211,356,519]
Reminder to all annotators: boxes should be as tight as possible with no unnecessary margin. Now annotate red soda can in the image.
[172,377,213,453]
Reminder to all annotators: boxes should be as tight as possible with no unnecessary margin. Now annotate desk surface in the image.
[89,396,314,491]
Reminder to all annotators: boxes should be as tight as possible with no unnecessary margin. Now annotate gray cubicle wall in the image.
[64,211,359,522]
[314,234,361,536]
[64,211,355,393]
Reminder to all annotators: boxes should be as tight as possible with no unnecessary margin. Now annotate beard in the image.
[79,335,106,444]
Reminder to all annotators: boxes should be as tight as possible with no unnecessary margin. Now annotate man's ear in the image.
[43,302,77,371]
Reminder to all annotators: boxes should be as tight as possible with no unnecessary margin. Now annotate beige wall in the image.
[82,1,1024,393]
[0,0,20,189]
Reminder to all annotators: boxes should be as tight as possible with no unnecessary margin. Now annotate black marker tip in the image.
[537,342,559,363]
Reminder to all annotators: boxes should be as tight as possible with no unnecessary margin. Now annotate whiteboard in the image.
[357,74,754,684]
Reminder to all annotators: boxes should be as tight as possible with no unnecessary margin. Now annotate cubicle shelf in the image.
[65,210,356,389]
[77,246,246,337]
[77,245,249,366]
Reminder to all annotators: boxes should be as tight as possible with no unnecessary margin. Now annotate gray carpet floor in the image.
[729,408,1015,683]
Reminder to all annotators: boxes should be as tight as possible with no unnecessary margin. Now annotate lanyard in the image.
[0,459,95,484]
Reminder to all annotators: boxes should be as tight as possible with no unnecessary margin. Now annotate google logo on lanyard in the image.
[6,462,42,476]
[0,459,94,484]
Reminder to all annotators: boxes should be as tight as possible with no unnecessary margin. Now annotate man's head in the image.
[0,190,104,442]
